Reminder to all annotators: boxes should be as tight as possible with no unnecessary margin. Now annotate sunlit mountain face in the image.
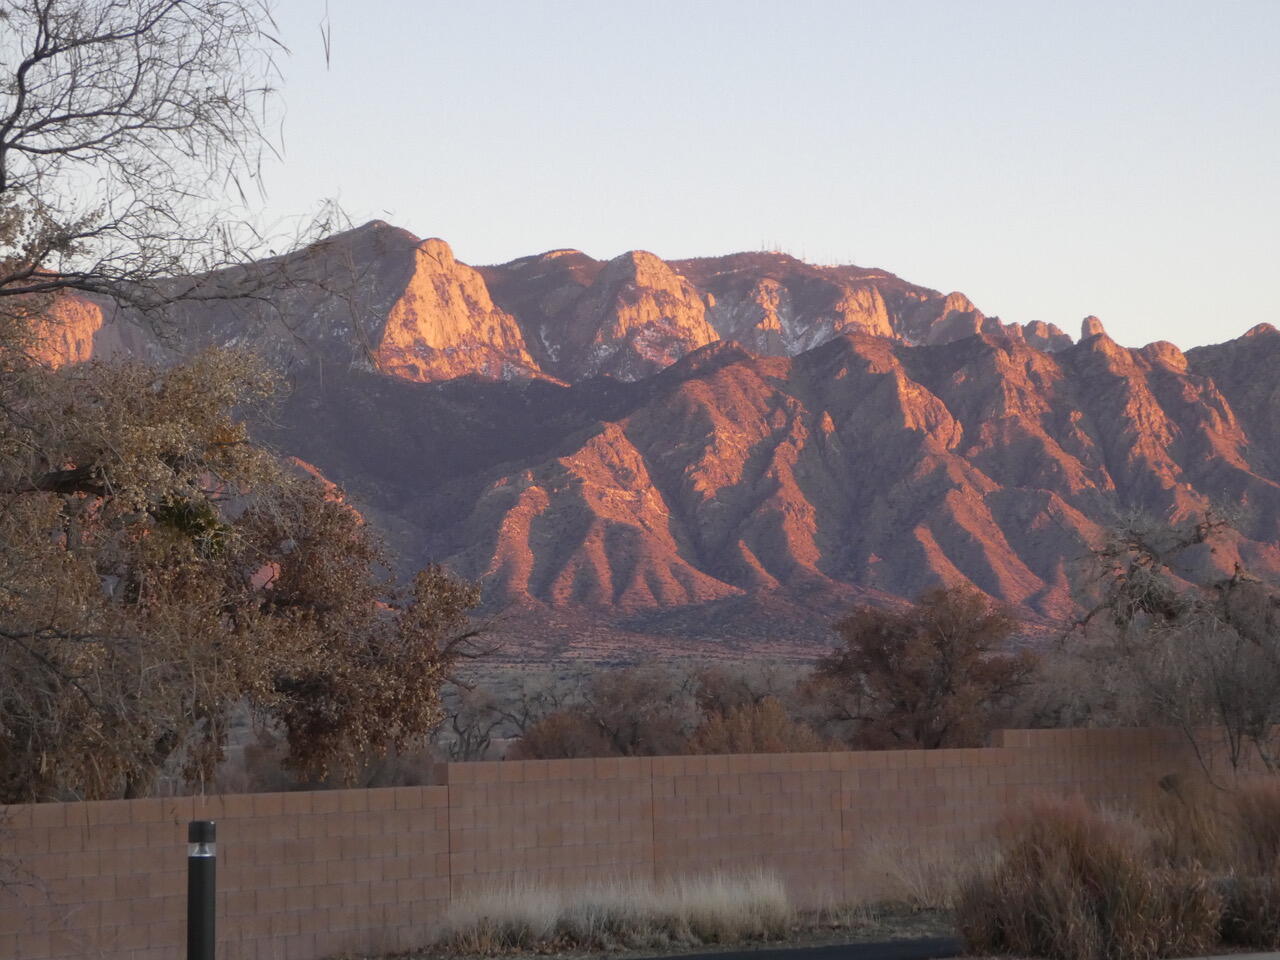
[38,221,1280,660]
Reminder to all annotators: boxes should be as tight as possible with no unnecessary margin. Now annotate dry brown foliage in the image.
[816,586,1037,749]
[0,349,482,801]
[582,666,699,757]
[506,710,615,760]
[687,697,826,755]
[441,871,792,953]
[956,796,1221,960]
[0,0,489,803]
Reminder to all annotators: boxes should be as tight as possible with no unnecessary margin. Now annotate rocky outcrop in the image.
[484,246,1088,381]
[372,236,539,381]
[38,222,1090,387]
[38,222,544,381]
[259,320,1280,657]
[31,222,1280,656]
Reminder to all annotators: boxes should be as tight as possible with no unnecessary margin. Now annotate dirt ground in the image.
[382,905,956,960]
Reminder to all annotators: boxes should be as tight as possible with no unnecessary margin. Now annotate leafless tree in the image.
[440,685,505,762]
[0,0,304,309]
[494,671,583,736]
[1072,510,1280,777]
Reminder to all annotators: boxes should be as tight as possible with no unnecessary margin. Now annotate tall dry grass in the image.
[1229,778,1280,873]
[955,795,1221,960]
[856,831,994,910]
[1142,773,1234,871]
[1217,778,1280,948]
[440,870,793,953]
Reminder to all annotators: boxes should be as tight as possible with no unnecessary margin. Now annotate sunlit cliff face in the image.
[34,221,1280,657]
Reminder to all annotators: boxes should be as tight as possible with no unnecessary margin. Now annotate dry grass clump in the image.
[1219,873,1280,948]
[1229,777,1280,873]
[857,831,991,911]
[955,796,1221,960]
[1142,773,1234,871]
[1217,778,1280,948]
[440,871,792,953]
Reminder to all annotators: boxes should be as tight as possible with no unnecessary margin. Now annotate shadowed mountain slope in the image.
[260,323,1280,658]
[32,223,1280,658]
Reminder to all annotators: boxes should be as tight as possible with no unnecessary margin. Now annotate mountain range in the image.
[37,222,1280,660]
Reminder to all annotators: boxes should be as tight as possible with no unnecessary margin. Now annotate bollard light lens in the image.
[187,819,216,855]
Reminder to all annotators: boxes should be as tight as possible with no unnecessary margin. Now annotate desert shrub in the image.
[692,661,806,715]
[1229,778,1280,873]
[463,662,827,761]
[1220,874,1280,948]
[1074,511,1280,776]
[215,726,443,792]
[444,881,560,951]
[1211,779,1280,947]
[688,697,826,755]
[673,871,791,943]
[440,871,792,953]
[955,796,1221,960]
[583,666,699,756]
[504,665,698,759]
[506,710,615,760]
[1154,867,1227,957]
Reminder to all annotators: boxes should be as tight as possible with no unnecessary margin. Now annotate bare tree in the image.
[1073,511,1280,775]
[440,685,505,762]
[500,665,699,760]
[692,659,806,716]
[495,671,583,736]
[580,665,700,756]
[0,0,293,307]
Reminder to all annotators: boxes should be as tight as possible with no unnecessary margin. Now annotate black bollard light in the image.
[187,820,216,960]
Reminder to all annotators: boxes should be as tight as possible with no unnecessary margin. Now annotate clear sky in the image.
[259,0,1279,350]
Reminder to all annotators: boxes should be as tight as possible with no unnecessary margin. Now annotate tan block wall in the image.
[0,728,1213,960]
[0,787,449,960]
[651,753,845,906]
[447,757,653,899]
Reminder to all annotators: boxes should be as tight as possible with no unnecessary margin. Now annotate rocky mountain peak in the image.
[1081,315,1108,339]
[372,235,540,382]
[602,249,675,286]
[1022,320,1073,352]
[418,236,457,264]
[1140,340,1188,370]
[30,224,1280,658]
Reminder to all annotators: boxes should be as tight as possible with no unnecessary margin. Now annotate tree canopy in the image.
[0,1,484,802]
[816,586,1037,749]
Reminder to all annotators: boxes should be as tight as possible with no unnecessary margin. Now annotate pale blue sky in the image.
[260,0,1279,349]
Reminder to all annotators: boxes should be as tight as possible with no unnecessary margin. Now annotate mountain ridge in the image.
[31,221,1280,659]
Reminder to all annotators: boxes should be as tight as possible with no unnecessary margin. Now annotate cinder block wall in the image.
[0,728,1212,960]
[1,787,450,960]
